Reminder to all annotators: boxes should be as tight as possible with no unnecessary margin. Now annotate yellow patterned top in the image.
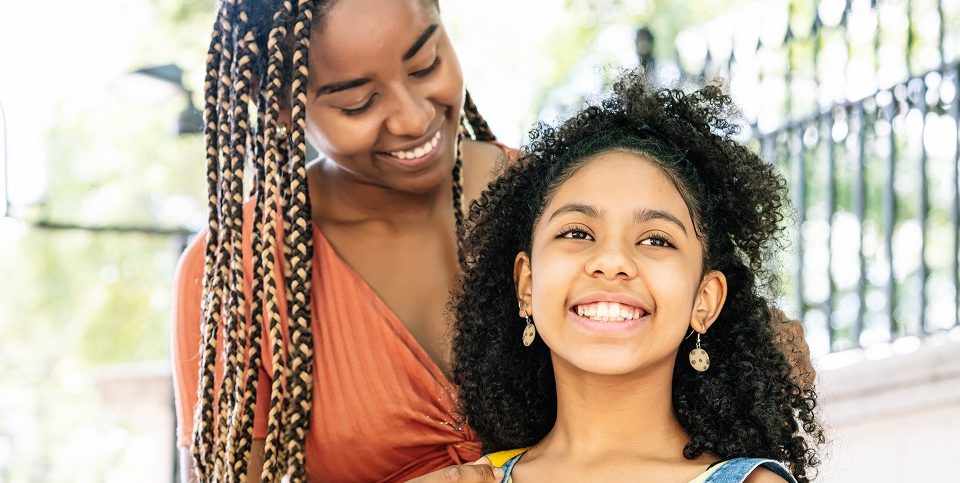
[487,448,529,468]
[485,448,731,483]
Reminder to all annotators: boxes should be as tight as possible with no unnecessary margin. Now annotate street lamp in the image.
[131,64,203,135]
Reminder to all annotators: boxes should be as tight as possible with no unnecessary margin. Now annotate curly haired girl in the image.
[451,70,824,483]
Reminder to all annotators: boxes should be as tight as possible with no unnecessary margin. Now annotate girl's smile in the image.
[568,294,652,335]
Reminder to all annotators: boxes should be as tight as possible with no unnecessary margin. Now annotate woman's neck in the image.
[536,357,691,463]
[308,157,453,229]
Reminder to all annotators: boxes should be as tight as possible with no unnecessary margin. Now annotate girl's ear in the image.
[691,270,727,333]
[514,251,533,316]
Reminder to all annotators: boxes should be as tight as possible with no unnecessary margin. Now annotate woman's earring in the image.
[277,123,288,139]
[519,302,536,347]
[689,331,710,372]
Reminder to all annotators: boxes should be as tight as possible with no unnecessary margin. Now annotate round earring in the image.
[519,302,536,347]
[689,331,710,372]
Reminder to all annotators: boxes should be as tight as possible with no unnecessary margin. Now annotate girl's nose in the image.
[586,244,639,280]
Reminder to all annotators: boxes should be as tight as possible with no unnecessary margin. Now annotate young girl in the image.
[451,71,824,482]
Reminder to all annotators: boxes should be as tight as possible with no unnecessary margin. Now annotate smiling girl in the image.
[452,70,824,482]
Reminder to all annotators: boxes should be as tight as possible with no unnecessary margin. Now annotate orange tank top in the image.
[172,202,481,481]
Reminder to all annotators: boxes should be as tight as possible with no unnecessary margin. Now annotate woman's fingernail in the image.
[493,467,504,479]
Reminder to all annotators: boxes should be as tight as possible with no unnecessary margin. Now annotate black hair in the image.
[451,69,823,481]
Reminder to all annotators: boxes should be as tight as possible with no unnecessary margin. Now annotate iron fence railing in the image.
[760,64,959,352]
[673,0,960,353]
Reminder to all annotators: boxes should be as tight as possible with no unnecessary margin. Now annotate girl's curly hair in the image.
[451,69,823,481]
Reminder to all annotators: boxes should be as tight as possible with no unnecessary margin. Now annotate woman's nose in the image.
[385,86,435,138]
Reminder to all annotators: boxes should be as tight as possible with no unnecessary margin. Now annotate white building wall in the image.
[816,334,960,482]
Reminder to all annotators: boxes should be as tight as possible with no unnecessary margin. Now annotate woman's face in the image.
[305,0,464,194]
[515,151,726,377]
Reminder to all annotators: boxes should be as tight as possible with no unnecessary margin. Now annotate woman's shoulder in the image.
[461,139,519,205]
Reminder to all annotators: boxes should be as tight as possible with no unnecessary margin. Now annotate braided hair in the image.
[192,1,497,480]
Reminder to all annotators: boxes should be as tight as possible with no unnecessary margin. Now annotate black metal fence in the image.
[672,0,960,353]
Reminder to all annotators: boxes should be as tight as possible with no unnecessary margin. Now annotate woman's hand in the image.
[405,457,503,483]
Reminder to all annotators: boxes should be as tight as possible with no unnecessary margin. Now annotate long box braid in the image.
[191,1,497,481]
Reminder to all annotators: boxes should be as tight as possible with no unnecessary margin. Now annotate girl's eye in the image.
[639,233,674,248]
[411,56,441,78]
[339,94,377,116]
[557,226,594,241]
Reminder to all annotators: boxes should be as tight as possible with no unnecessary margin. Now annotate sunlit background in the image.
[1,0,958,481]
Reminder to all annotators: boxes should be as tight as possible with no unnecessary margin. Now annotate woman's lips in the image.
[379,130,443,169]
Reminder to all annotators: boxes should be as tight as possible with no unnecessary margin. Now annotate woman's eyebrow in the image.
[403,24,438,61]
[313,24,439,99]
[315,77,371,98]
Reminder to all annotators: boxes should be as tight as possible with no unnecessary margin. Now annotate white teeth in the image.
[596,303,609,318]
[389,130,441,160]
[574,301,645,321]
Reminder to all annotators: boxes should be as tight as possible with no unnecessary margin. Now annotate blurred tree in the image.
[0,0,211,479]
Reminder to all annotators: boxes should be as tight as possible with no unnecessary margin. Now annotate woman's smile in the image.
[377,124,445,171]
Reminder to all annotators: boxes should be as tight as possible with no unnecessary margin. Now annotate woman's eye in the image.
[411,57,441,78]
[339,95,376,116]
[639,234,674,248]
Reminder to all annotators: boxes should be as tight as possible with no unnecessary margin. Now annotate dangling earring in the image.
[277,123,288,139]
[519,302,536,347]
[688,328,710,372]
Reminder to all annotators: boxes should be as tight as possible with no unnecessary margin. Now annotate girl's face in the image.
[305,0,463,194]
[515,151,727,376]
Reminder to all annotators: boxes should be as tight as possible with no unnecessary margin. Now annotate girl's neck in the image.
[535,357,691,463]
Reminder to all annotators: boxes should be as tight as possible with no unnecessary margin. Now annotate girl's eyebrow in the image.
[313,24,438,99]
[548,203,602,222]
[548,204,687,235]
[634,209,687,235]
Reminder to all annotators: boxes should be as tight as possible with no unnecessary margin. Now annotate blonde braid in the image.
[452,122,466,269]
[260,9,293,480]
[222,14,263,481]
[214,3,257,479]
[192,4,228,478]
[195,0,239,477]
[462,90,496,142]
[209,0,240,474]
[282,1,316,480]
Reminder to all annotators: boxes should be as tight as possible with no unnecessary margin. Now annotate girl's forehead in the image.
[537,151,695,229]
[551,152,678,202]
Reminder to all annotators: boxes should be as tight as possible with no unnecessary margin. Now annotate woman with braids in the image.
[173,0,508,481]
[451,69,824,482]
